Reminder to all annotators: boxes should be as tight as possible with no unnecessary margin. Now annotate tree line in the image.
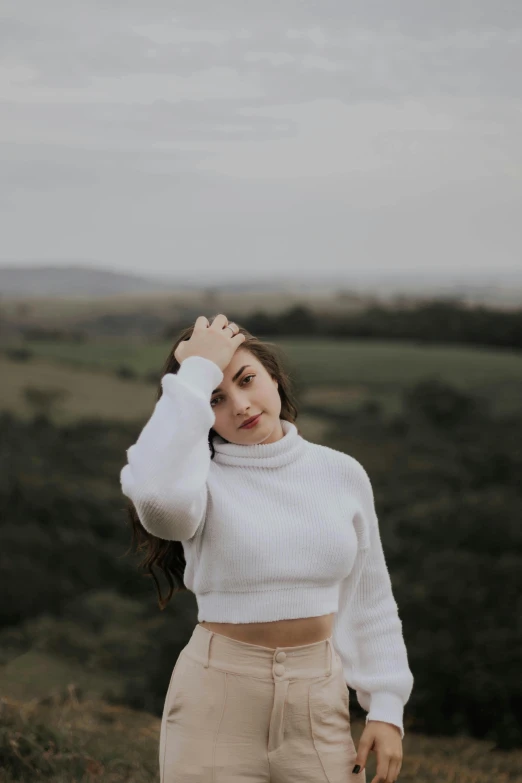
[3,299,522,352]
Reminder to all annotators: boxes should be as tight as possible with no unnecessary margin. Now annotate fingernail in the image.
[352,764,361,773]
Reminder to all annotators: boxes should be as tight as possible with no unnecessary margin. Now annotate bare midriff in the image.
[199,612,337,648]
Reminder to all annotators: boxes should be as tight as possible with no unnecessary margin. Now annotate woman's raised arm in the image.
[120,355,224,541]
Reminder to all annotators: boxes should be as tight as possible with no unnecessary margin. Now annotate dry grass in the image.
[0,692,158,783]
[0,356,156,424]
[1,691,521,783]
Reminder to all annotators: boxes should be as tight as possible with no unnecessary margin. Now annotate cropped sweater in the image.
[120,355,414,737]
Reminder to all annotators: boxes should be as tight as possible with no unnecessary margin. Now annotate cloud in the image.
[1,2,521,99]
[0,1,520,276]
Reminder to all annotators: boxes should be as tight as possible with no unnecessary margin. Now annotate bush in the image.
[115,365,137,380]
[5,347,33,361]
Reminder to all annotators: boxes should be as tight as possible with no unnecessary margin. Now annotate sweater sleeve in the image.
[332,463,414,739]
[120,355,224,541]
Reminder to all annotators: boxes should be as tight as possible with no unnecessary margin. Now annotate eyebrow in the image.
[212,366,252,395]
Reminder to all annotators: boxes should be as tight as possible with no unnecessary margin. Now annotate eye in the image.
[210,374,255,408]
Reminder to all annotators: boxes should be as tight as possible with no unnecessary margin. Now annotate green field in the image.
[2,337,522,427]
[7,336,522,383]
[6,337,522,407]
[5,337,169,374]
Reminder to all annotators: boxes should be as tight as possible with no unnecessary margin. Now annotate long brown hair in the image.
[123,315,300,610]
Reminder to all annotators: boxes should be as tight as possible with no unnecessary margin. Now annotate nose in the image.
[225,388,251,418]
[234,399,251,418]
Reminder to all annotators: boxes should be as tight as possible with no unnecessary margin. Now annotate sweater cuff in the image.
[365,692,405,739]
[164,356,224,400]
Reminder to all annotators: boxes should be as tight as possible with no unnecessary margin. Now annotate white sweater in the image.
[120,355,414,737]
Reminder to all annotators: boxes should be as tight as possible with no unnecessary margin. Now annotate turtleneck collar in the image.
[211,419,308,468]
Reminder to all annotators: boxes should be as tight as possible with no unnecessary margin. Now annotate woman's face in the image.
[210,348,284,445]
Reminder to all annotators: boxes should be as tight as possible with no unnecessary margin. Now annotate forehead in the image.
[223,349,262,376]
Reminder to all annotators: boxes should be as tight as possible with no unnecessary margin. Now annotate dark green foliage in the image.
[325,381,522,747]
[0,412,149,628]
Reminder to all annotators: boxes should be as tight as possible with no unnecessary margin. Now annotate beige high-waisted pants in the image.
[159,623,365,782]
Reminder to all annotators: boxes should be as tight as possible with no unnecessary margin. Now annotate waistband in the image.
[196,584,340,623]
[183,624,341,682]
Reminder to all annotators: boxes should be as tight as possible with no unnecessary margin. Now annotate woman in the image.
[120,313,414,783]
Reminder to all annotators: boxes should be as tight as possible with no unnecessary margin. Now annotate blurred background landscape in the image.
[2,0,522,780]
[1,266,522,782]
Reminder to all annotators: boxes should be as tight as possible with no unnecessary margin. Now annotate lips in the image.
[240,413,262,428]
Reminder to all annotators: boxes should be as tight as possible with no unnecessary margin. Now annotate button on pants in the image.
[159,623,365,782]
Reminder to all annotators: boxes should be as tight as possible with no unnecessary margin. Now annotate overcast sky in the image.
[1,1,521,282]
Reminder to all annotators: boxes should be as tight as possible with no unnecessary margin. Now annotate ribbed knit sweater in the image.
[120,355,414,737]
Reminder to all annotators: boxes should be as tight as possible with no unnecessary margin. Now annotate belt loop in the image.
[203,630,214,668]
[326,637,333,677]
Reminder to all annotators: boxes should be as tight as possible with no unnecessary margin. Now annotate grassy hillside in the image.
[9,335,522,384]
[2,689,521,783]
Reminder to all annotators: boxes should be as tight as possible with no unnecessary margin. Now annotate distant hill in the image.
[1,262,522,307]
[0,264,179,298]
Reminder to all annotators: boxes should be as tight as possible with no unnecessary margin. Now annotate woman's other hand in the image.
[352,720,403,782]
